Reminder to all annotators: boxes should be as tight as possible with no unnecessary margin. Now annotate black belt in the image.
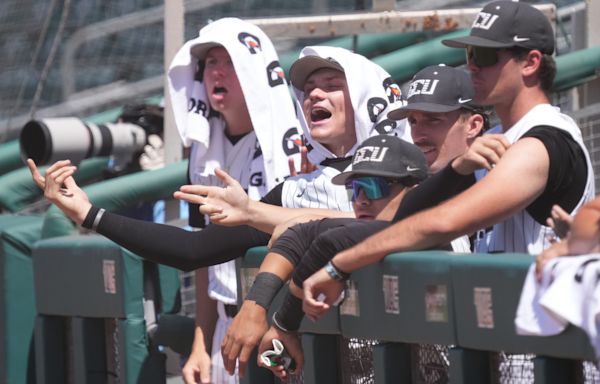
[224,304,238,318]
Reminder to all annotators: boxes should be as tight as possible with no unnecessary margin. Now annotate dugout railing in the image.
[237,247,597,384]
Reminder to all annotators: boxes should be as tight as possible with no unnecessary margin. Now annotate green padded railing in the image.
[238,247,596,384]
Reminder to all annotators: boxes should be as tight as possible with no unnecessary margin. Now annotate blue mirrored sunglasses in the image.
[345,176,397,201]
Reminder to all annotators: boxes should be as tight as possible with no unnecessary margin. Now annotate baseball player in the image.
[28,46,408,380]
[302,0,595,321]
[201,64,494,379]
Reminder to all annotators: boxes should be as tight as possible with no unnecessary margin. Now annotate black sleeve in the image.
[260,182,283,205]
[84,208,270,272]
[393,163,476,222]
[522,126,588,224]
[270,218,360,266]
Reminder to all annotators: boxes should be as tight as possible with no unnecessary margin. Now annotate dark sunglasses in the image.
[345,176,402,201]
[466,46,501,68]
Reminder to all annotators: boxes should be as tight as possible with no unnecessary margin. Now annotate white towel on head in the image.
[291,46,411,165]
[167,17,300,196]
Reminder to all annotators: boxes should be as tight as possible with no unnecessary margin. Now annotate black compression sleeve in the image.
[291,220,389,286]
[270,218,358,266]
[393,163,476,222]
[92,209,270,271]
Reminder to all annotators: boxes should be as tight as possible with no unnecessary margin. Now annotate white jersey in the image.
[474,104,595,255]
[516,254,600,359]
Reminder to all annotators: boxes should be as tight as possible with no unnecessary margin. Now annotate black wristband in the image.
[273,290,304,332]
[245,272,284,310]
[81,206,100,230]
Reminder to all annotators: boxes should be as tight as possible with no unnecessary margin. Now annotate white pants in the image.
[211,302,239,384]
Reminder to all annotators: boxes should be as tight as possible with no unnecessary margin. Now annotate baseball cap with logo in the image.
[289,56,345,90]
[332,135,428,186]
[441,1,554,55]
[387,65,478,121]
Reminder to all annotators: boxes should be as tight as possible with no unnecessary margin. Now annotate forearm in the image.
[246,200,352,234]
[195,268,217,353]
[84,207,270,271]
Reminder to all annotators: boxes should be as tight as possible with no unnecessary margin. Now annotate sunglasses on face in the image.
[466,46,501,68]
[345,176,401,201]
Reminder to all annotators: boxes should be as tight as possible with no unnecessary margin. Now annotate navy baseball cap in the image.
[388,65,479,120]
[442,1,554,55]
[289,56,344,90]
[332,135,428,185]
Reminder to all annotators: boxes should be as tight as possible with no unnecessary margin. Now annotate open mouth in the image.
[311,107,332,122]
[213,86,227,95]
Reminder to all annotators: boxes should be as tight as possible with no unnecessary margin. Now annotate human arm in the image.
[535,197,600,280]
[175,168,352,234]
[304,138,550,313]
[182,272,215,384]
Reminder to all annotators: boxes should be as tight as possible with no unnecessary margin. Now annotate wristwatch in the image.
[324,260,350,281]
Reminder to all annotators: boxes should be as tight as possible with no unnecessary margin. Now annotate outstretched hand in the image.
[174,168,251,226]
[452,134,511,175]
[27,159,92,225]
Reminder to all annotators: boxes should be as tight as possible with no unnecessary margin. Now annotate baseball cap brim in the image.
[442,35,515,49]
[190,42,223,60]
[388,102,462,121]
[332,170,411,186]
[289,56,344,90]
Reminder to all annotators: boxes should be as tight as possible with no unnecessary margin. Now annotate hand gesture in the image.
[302,268,344,321]
[220,301,268,377]
[452,134,510,175]
[257,326,304,380]
[174,168,250,226]
[181,347,212,384]
[288,146,316,177]
[546,204,573,241]
[27,159,92,225]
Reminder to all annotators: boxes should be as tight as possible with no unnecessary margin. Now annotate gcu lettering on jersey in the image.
[188,97,211,118]
[367,97,387,123]
[267,61,286,87]
[374,119,397,134]
[282,127,302,156]
[383,77,402,104]
[472,12,499,30]
[407,79,439,99]
[249,172,264,186]
[238,32,262,54]
[353,146,389,164]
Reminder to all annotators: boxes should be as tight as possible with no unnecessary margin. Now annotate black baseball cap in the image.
[332,135,428,185]
[388,65,478,120]
[442,1,554,55]
[289,56,344,90]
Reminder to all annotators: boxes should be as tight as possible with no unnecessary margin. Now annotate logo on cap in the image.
[353,146,389,165]
[472,12,499,30]
[407,79,439,99]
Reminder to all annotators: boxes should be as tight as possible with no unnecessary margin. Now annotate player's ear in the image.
[465,112,485,140]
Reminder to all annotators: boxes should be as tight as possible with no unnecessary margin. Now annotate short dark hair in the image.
[510,48,556,95]
[459,107,491,133]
